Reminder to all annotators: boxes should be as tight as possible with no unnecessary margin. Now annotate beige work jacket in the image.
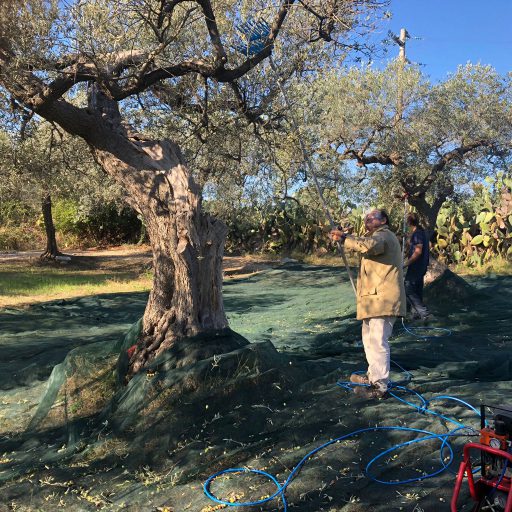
[344,226,407,320]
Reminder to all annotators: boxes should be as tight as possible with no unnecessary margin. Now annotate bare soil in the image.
[0,246,277,279]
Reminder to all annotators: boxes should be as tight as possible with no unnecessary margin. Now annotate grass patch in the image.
[0,262,152,307]
[453,256,512,276]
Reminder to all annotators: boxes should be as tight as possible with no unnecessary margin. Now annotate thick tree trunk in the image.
[40,193,61,259]
[407,192,447,241]
[93,139,229,377]
[32,91,235,377]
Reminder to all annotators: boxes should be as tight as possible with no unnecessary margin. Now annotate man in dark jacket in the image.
[404,213,430,319]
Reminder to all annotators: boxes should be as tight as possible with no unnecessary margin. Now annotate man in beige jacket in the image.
[331,209,406,398]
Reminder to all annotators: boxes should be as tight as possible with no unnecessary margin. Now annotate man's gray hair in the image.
[369,209,390,225]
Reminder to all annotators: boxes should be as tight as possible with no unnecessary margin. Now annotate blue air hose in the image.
[486,445,512,500]
[400,317,452,338]
[203,362,481,510]
[203,425,476,510]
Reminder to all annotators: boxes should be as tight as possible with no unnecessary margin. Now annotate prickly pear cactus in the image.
[433,174,512,266]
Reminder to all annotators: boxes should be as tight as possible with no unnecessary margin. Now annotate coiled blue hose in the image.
[203,361,480,510]
[204,425,474,510]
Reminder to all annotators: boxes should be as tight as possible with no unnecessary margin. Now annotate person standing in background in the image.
[403,213,431,320]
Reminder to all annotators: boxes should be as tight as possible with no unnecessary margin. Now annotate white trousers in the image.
[361,316,396,392]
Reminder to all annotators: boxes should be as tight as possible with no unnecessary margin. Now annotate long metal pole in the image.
[269,57,357,295]
[402,195,408,265]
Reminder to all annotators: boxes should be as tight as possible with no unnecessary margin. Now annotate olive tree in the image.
[314,62,512,232]
[0,119,125,256]
[0,0,387,376]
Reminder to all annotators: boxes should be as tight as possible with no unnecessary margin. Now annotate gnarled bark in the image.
[406,180,454,239]
[27,89,234,378]
[93,138,229,377]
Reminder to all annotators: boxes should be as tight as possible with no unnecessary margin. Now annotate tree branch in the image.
[417,139,492,194]
[342,148,401,167]
[2,0,297,110]
[228,81,267,125]
[112,0,296,98]
[196,0,228,65]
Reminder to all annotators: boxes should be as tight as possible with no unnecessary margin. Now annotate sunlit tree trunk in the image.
[92,141,229,376]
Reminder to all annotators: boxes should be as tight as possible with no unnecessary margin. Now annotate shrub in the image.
[75,203,144,245]
[52,199,80,234]
[0,200,36,226]
[0,226,44,251]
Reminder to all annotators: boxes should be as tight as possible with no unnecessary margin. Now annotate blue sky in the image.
[372,0,512,81]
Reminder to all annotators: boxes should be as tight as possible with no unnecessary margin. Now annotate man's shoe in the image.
[350,373,369,385]
[353,385,388,400]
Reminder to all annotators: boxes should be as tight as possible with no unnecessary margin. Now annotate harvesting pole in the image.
[393,27,408,123]
[401,193,409,266]
[392,27,409,262]
[235,19,356,294]
[268,57,357,295]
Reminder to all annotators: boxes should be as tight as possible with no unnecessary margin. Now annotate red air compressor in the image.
[452,404,512,512]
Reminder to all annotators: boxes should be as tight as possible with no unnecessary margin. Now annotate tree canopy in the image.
[0,0,387,138]
[1,0,392,373]
[307,62,512,227]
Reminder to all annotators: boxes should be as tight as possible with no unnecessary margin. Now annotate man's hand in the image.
[329,229,347,243]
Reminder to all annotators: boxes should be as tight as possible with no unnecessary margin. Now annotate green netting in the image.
[26,318,142,432]
[0,294,145,443]
[0,293,147,390]
[224,263,360,355]
[0,264,511,511]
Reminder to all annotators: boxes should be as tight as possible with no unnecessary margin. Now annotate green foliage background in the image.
[0,198,143,251]
[433,174,512,266]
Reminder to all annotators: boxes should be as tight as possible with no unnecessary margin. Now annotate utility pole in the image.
[391,28,410,262]
[392,27,409,122]
[398,27,408,64]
